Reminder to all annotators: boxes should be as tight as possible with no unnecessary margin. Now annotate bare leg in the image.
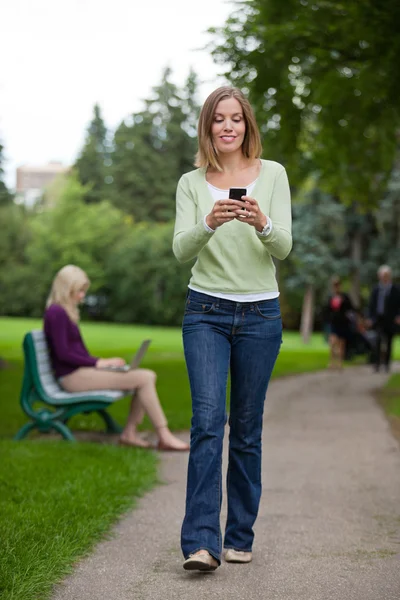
[61,368,189,451]
[120,394,149,447]
[328,334,338,368]
[156,425,190,451]
[128,394,146,427]
[121,373,189,451]
[132,371,189,450]
[328,334,345,369]
[336,338,346,369]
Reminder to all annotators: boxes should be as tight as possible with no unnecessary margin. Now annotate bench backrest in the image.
[22,330,124,406]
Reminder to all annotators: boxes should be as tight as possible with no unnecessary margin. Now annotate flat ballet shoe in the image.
[225,549,252,563]
[183,551,219,571]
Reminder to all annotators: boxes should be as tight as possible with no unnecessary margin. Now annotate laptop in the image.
[100,339,151,371]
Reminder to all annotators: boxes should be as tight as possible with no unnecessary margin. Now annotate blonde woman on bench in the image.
[43,264,189,452]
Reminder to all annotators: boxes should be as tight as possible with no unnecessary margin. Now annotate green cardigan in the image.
[173,159,292,295]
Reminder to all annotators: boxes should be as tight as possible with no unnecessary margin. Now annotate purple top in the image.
[43,304,98,378]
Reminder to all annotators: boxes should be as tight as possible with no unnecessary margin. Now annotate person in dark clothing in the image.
[367,265,400,372]
[325,276,354,370]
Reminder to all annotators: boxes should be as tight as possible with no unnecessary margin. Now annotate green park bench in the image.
[14,330,146,442]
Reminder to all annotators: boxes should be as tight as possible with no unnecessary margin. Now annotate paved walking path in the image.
[53,366,400,600]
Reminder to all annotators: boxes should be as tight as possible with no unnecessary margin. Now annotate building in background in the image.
[15,161,70,207]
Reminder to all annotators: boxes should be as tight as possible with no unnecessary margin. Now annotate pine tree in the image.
[111,68,199,221]
[0,142,12,206]
[74,104,110,204]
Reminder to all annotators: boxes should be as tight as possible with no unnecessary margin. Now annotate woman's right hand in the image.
[206,199,244,229]
[96,357,126,368]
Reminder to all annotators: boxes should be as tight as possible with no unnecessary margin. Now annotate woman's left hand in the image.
[233,196,268,233]
[96,357,126,368]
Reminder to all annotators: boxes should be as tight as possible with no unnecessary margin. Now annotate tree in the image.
[0,141,12,206]
[286,187,348,341]
[111,67,200,221]
[210,0,400,206]
[105,222,193,325]
[74,104,111,204]
[0,142,30,321]
[24,173,129,315]
[361,151,400,284]
[0,204,36,316]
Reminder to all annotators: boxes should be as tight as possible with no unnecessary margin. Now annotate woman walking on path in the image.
[325,276,354,370]
[173,87,292,571]
[44,265,189,451]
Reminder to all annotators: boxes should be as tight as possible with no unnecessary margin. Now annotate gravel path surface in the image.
[53,365,400,600]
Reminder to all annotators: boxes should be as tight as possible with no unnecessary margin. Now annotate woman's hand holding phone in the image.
[205,199,240,229]
[205,188,268,232]
[234,196,268,232]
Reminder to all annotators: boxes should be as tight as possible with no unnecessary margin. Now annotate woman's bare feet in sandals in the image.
[157,426,189,452]
[119,434,152,449]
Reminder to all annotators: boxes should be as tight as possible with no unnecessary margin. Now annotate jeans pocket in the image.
[185,299,215,315]
[255,300,281,320]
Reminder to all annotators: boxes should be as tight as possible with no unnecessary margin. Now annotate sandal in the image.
[118,437,152,449]
[157,440,189,452]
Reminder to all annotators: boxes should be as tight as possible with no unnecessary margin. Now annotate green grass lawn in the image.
[378,373,400,450]
[1,316,398,600]
[0,441,157,600]
[381,373,400,418]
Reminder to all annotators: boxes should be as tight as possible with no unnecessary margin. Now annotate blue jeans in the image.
[181,289,282,563]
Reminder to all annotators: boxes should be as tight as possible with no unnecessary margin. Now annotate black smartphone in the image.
[229,187,247,200]
[229,187,247,209]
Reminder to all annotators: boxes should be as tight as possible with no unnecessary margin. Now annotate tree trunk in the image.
[349,230,362,308]
[300,284,315,344]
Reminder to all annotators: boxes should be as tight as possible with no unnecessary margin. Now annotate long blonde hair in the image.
[195,86,262,171]
[46,265,90,323]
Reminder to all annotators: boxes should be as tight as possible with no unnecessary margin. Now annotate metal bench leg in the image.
[14,422,37,440]
[51,420,76,441]
[15,419,76,441]
[97,409,123,434]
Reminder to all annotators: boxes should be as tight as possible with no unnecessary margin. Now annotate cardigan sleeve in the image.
[256,167,292,260]
[172,175,215,264]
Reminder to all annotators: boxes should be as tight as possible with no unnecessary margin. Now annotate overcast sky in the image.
[0,0,234,188]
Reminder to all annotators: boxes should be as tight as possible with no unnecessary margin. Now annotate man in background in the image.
[367,265,400,372]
